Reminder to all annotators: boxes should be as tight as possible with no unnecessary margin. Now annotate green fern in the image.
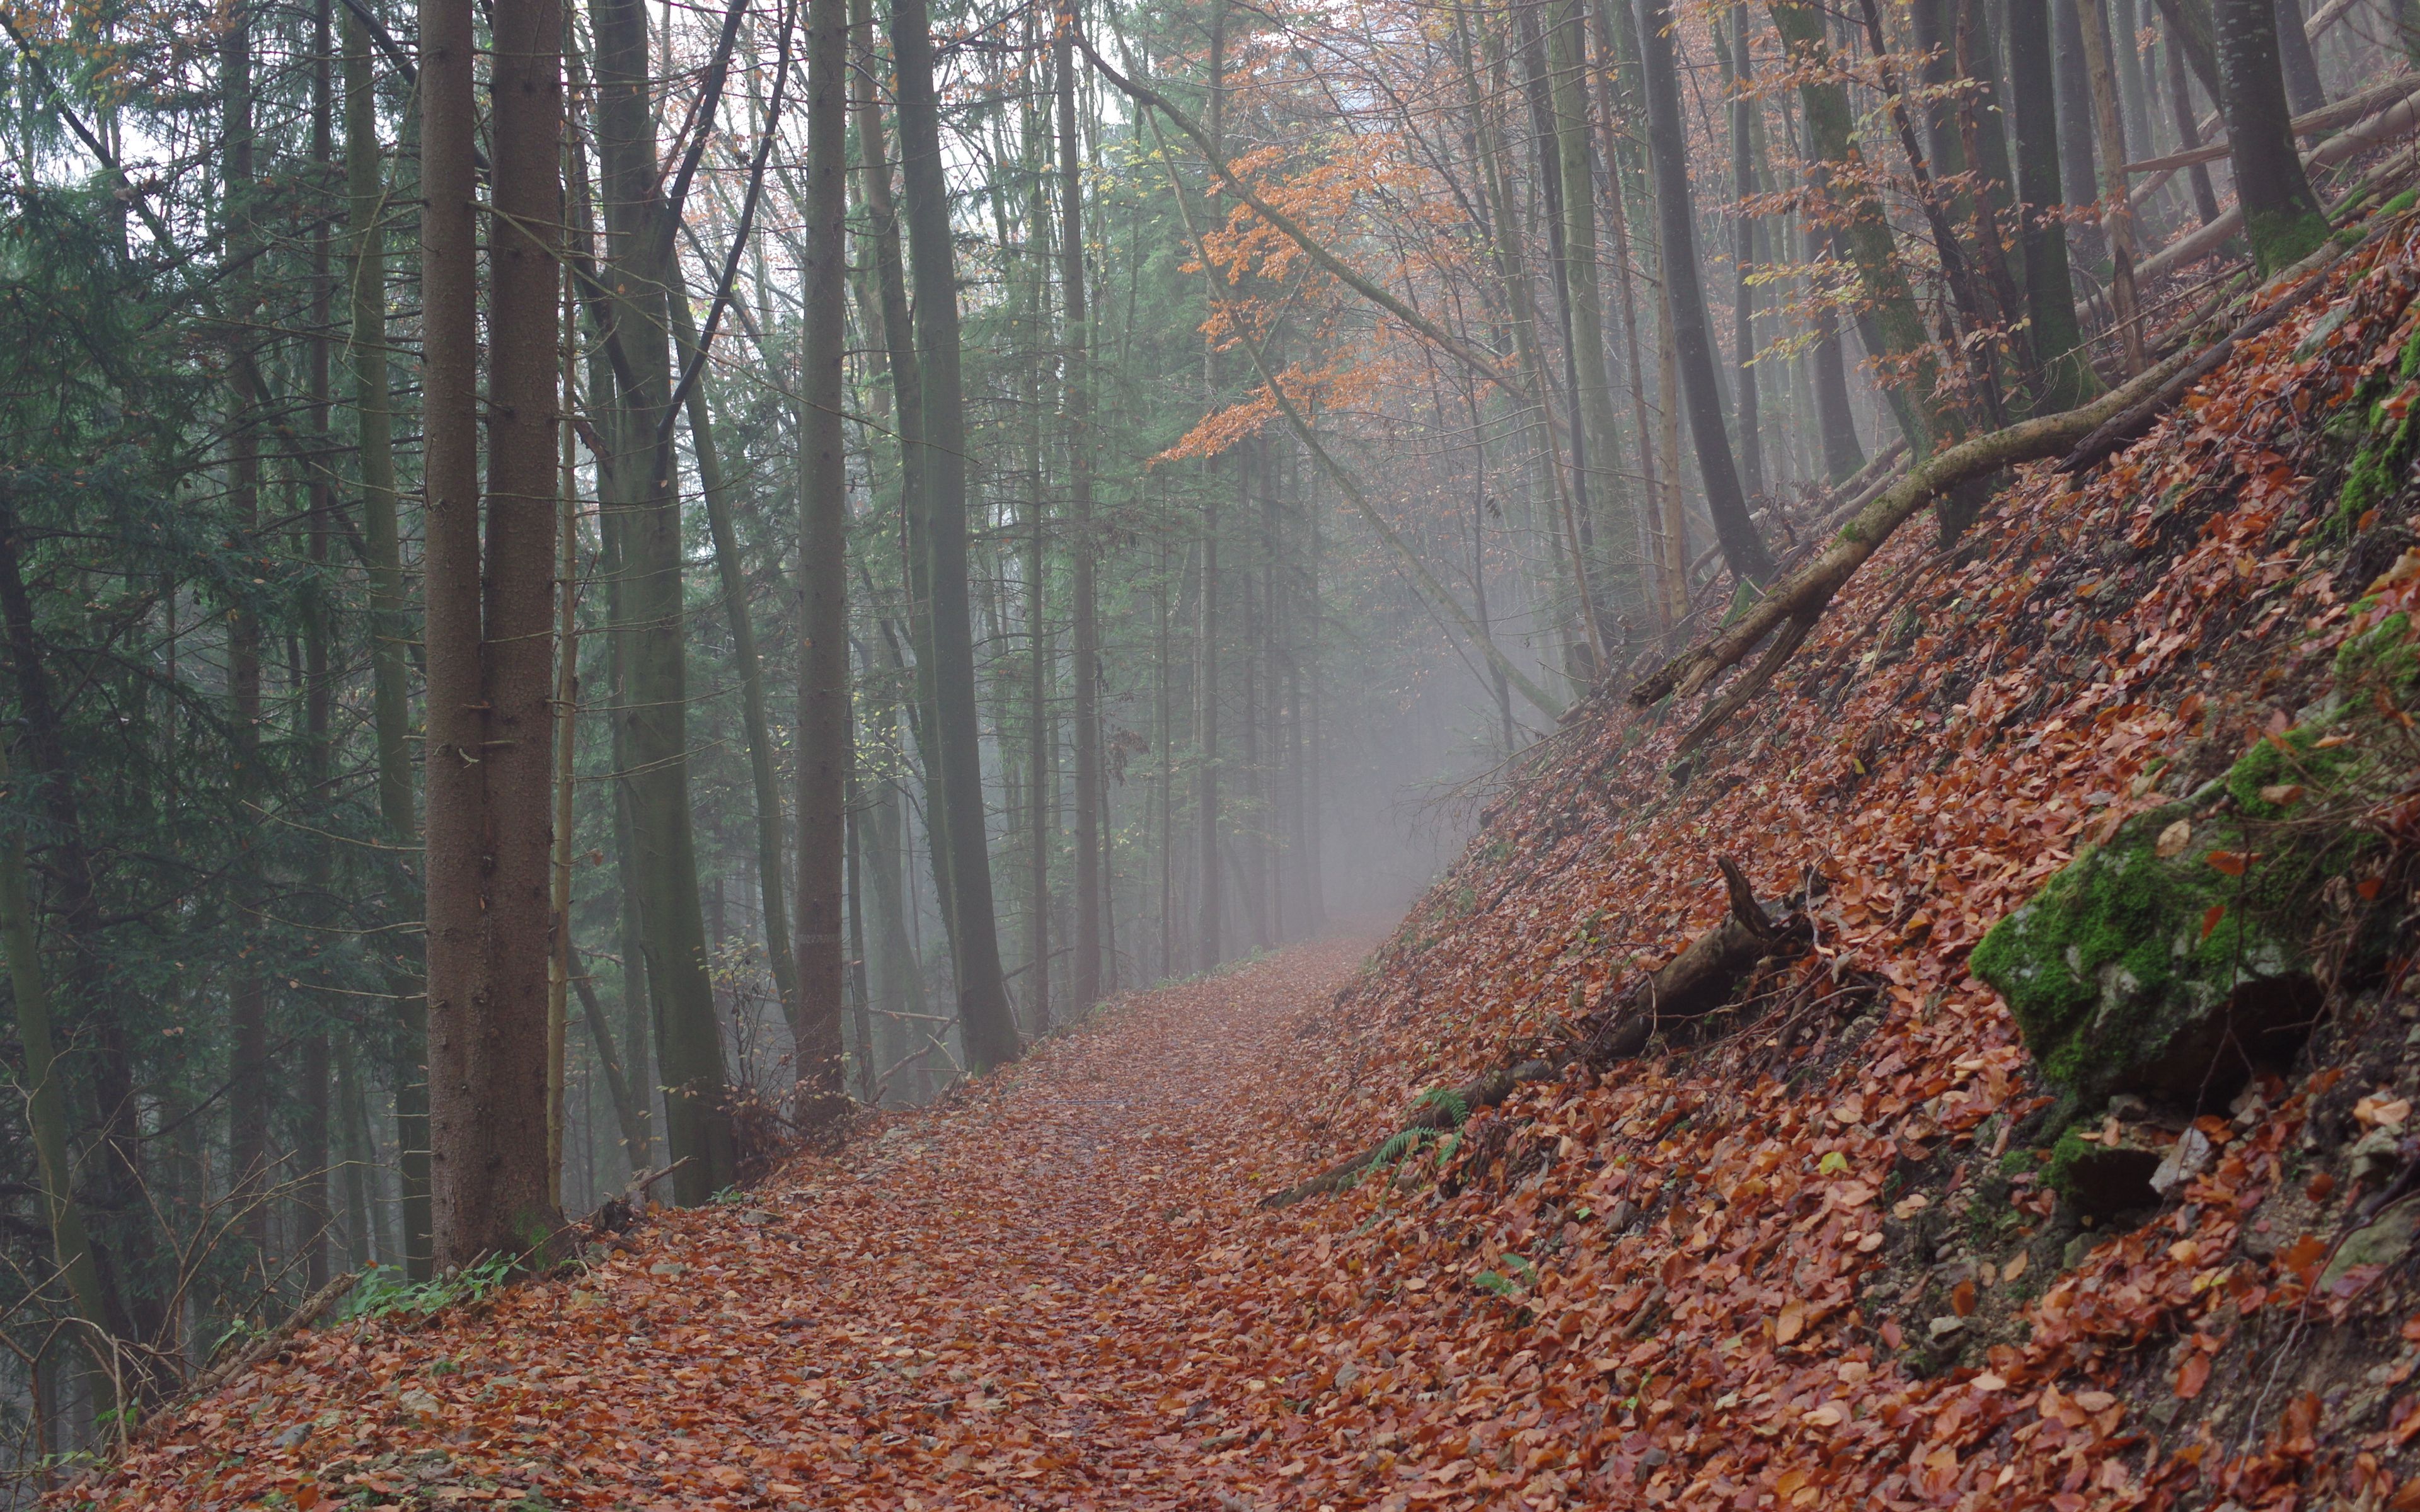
[1413,1085,1469,1125]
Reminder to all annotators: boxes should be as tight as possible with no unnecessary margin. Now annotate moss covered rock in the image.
[1969,790,2324,1119]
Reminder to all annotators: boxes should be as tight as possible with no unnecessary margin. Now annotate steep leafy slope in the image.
[1221,217,2420,1508]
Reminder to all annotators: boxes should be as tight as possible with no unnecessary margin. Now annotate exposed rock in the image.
[2151,1128,2215,1198]
[2319,1194,2420,1293]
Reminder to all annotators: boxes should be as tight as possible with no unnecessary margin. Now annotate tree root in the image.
[1259,859,1801,1209]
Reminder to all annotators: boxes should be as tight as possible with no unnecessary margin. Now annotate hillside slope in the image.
[66,222,2420,1512]
[1224,217,2420,1507]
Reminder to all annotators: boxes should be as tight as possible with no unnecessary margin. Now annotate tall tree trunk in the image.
[1729,5,1764,501]
[2167,20,2227,227]
[795,0,851,1121]
[1196,495,1221,968]
[1807,227,1865,483]
[297,0,337,1294]
[2054,0,2108,270]
[2216,0,2326,269]
[346,0,432,1280]
[1548,0,1631,604]
[848,0,953,958]
[1057,0,1102,1017]
[593,0,735,1201]
[221,0,272,1269]
[1637,0,1774,585]
[2010,0,2104,408]
[0,734,118,1415]
[424,0,563,1264]
[2077,0,2146,372]
[890,0,1021,1072]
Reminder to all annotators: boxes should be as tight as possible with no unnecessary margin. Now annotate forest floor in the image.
[83,940,1377,1511]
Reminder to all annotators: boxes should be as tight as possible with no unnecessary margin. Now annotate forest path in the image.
[94,938,1373,1511]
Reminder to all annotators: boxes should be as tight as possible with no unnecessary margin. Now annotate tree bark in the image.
[1635,0,1774,585]
[1731,6,1765,502]
[2215,0,2327,268]
[1057,0,1102,1017]
[424,0,563,1266]
[890,0,1022,1073]
[349,1,432,1278]
[795,0,851,1121]
[594,0,736,1201]
[2012,0,2106,409]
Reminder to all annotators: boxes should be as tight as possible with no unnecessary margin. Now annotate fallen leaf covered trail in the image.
[90,941,1372,1511]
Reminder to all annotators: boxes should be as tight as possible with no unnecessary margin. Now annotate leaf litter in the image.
[78,217,2420,1512]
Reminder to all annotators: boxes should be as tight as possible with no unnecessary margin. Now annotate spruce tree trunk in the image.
[298,0,337,1292]
[2010,0,2104,408]
[795,0,851,1120]
[345,3,432,1280]
[221,0,272,1266]
[1637,0,1774,585]
[424,0,563,1265]
[0,735,119,1414]
[594,0,735,1200]
[890,0,1021,1072]
[1056,1,1102,1016]
[2215,0,2327,268]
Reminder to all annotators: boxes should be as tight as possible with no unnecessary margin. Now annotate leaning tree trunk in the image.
[2215,0,2327,269]
[890,0,1022,1073]
[1635,0,1774,586]
[795,0,851,1123]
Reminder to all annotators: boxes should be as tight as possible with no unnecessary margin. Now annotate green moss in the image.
[2044,1130,2098,1194]
[2336,407,2420,530]
[2382,190,2419,219]
[2333,610,2417,696]
[2248,209,2331,275]
[1970,795,2292,1104]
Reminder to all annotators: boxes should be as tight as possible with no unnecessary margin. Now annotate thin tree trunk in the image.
[2055,0,2109,270]
[1636,0,1774,585]
[670,292,801,1038]
[0,734,118,1416]
[594,0,735,1201]
[795,0,851,1121]
[348,1,431,1279]
[2077,0,2147,371]
[1057,1,1102,1016]
[222,0,272,1269]
[297,0,337,1297]
[1730,6,1765,501]
[2167,21,2227,226]
[2276,0,2325,113]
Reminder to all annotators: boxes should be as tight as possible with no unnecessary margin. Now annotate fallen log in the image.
[2124,86,2420,294]
[144,1268,363,1439]
[1259,861,1790,1209]
[1627,350,2193,712]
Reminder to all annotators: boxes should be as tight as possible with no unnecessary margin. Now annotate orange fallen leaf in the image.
[2176,1352,2211,1400]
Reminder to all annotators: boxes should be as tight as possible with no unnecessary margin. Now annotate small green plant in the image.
[1472,1254,1540,1298]
[711,1186,746,1205]
[1412,1085,1469,1125]
[343,1254,519,1324]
